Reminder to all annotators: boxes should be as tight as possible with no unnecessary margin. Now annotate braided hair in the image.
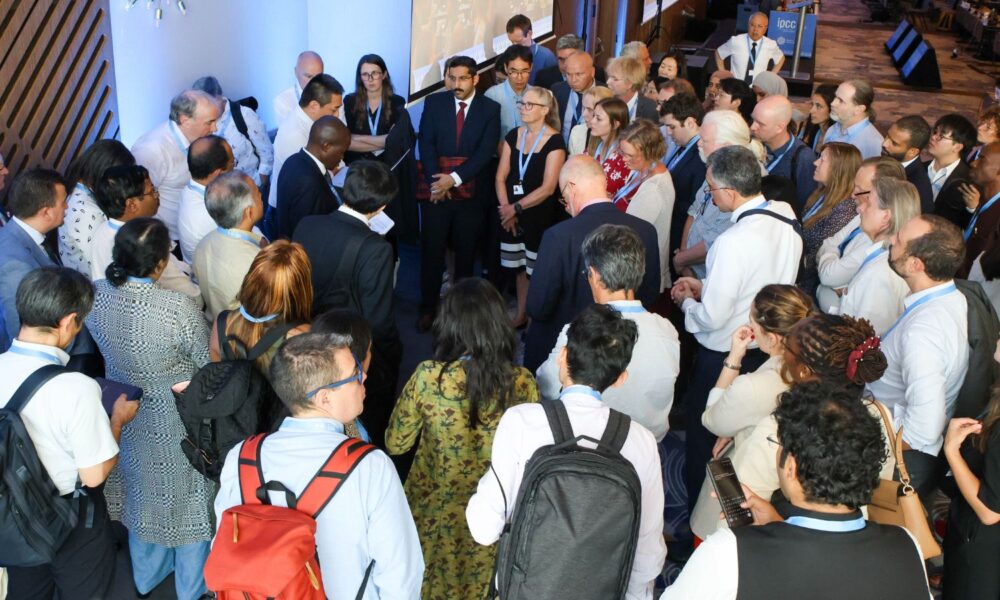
[783,313,887,387]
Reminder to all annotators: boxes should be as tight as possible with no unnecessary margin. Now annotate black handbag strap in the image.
[216,311,234,361]
[542,399,575,445]
[6,364,70,414]
[737,207,804,237]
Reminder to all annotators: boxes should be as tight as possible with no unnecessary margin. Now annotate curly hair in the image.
[783,313,887,387]
[775,381,888,508]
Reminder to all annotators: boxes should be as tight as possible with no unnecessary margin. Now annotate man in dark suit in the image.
[274,116,350,239]
[958,142,1000,278]
[660,93,707,264]
[929,114,978,229]
[523,155,660,372]
[0,169,67,350]
[606,56,659,123]
[552,52,605,143]
[882,115,934,213]
[417,55,501,331]
[535,34,607,90]
[294,160,402,448]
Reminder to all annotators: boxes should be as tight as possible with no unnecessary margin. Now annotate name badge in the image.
[512,184,524,196]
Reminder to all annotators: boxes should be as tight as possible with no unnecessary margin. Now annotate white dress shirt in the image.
[682,196,803,352]
[625,92,639,121]
[11,216,46,246]
[272,83,301,126]
[466,387,666,599]
[215,417,424,599]
[568,123,589,155]
[816,215,867,313]
[535,301,681,441]
[838,240,908,335]
[131,120,191,239]
[269,105,315,208]
[627,172,676,292]
[866,281,969,454]
[822,118,885,159]
[58,184,107,276]
[89,219,202,305]
[927,158,961,200]
[716,34,784,82]
[448,92,476,187]
[0,340,118,495]
[216,100,274,186]
[177,181,215,263]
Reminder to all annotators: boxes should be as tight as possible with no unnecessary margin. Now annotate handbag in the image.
[866,399,942,560]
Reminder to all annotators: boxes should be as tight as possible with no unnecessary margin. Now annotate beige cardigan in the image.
[626,172,676,292]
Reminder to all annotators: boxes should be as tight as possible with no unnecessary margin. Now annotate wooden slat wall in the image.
[0,0,119,197]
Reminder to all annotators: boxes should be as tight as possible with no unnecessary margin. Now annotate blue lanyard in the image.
[667,134,699,170]
[883,283,957,339]
[628,99,636,120]
[856,245,887,274]
[107,220,123,232]
[802,194,826,222]
[217,227,260,249]
[613,168,652,203]
[503,81,523,128]
[785,515,866,532]
[837,226,862,257]
[566,91,580,127]
[594,140,616,162]
[366,101,383,135]
[609,301,645,313]
[517,128,547,183]
[168,121,188,153]
[127,276,153,284]
[239,304,279,323]
[964,191,1000,241]
[560,385,602,402]
[8,345,62,365]
[766,138,795,173]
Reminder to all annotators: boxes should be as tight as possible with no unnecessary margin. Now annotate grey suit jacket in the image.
[0,220,54,350]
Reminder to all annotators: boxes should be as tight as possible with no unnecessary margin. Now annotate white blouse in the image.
[58,184,106,276]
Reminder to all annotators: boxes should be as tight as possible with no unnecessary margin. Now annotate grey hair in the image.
[169,89,214,123]
[872,175,921,238]
[556,34,585,51]
[621,41,648,59]
[706,145,762,197]
[192,76,224,98]
[270,333,352,414]
[205,171,255,229]
[581,224,646,293]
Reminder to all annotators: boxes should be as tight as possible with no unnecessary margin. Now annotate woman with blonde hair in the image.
[800,141,862,294]
[568,85,613,155]
[605,55,657,121]
[585,97,631,199]
[495,86,566,328]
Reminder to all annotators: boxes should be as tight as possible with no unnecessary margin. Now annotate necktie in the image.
[572,92,583,127]
[456,101,467,146]
[324,171,342,206]
[930,167,947,199]
[745,42,757,84]
[42,237,62,266]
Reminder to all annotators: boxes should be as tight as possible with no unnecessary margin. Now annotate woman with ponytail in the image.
[86,217,216,599]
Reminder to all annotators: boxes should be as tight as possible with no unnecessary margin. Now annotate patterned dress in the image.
[802,197,858,296]
[87,280,214,547]
[386,360,539,600]
[57,184,106,276]
[602,150,630,200]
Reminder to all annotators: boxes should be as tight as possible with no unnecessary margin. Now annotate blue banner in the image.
[767,11,818,58]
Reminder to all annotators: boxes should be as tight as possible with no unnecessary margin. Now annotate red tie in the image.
[456,101,467,146]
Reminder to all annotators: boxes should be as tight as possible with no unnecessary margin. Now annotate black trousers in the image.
[684,344,767,512]
[7,486,116,600]
[419,197,484,315]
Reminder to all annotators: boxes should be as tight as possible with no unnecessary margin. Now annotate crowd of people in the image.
[1,8,999,600]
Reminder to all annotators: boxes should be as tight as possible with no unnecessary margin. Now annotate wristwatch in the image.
[513,202,524,215]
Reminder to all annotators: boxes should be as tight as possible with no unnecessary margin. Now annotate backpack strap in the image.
[244,320,304,362]
[322,233,367,311]
[598,409,632,454]
[296,437,376,518]
[541,399,575,445]
[737,208,804,237]
[237,433,268,505]
[6,364,70,413]
[227,99,260,163]
[216,311,237,361]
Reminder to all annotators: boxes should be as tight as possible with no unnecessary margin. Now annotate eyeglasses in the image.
[304,354,365,399]
[516,100,545,110]
[140,189,159,200]
[360,71,383,81]
[931,131,955,142]
[707,186,732,194]
[507,68,531,77]
[853,189,872,198]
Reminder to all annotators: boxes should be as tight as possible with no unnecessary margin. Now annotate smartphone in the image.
[707,457,754,527]
[95,377,142,415]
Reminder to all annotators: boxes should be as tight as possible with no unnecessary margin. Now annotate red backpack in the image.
[205,433,376,599]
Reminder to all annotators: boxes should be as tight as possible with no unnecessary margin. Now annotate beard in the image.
[888,248,906,278]
[881,147,906,161]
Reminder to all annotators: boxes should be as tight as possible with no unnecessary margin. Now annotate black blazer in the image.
[552,81,607,129]
[635,95,660,123]
[523,202,661,371]
[417,91,500,186]
[275,149,338,240]
[904,158,934,214]
[932,161,973,230]
[293,210,401,360]
[667,141,707,253]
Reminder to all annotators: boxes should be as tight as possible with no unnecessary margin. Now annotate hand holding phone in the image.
[95,377,142,416]
[707,457,754,527]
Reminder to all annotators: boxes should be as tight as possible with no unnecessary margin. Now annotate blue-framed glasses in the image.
[304,354,365,399]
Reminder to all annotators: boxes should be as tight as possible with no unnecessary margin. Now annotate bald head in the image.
[306,116,350,170]
[295,51,325,90]
[560,155,608,215]
[565,52,596,93]
[750,95,793,150]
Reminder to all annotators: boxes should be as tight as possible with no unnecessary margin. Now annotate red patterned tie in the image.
[456,101,467,146]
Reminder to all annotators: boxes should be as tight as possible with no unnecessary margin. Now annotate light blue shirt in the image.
[485,82,526,140]
[822,118,884,159]
[214,417,424,599]
[686,182,735,279]
[529,42,558,84]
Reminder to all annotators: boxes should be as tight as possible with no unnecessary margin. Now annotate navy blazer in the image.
[634,95,660,123]
[904,158,934,214]
[932,161,973,230]
[766,138,817,211]
[667,141,707,250]
[0,220,55,349]
[523,202,661,371]
[275,149,339,240]
[417,91,500,186]
[552,81,607,129]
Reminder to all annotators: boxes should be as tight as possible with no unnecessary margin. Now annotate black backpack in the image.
[175,312,299,481]
[0,365,78,567]
[489,400,642,600]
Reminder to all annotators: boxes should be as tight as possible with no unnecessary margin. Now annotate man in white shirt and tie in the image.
[131,90,220,241]
[867,213,969,497]
[671,144,802,510]
[273,51,324,125]
[714,13,785,84]
[177,135,234,263]
[825,79,884,159]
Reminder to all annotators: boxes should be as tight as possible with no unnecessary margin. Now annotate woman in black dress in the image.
[495,86,567,328]
[343,54,407,165]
